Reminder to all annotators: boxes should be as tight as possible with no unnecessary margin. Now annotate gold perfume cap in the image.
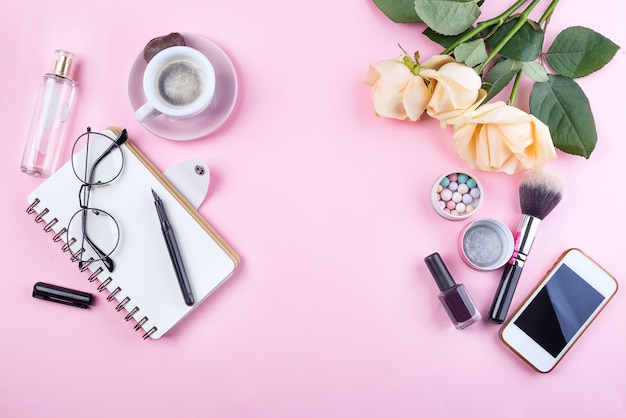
[52,50,77,79]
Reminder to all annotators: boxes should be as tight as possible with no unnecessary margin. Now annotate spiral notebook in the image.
[25,127,240,339]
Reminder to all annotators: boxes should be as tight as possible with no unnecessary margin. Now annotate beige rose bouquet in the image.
[366,0,619,174]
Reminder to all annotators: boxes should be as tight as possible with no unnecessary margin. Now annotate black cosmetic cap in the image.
[424,252,457,292]
[32,282,93,309]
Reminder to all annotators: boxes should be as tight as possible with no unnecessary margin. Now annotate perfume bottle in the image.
[20,50,77,178]
[424,252,481,329]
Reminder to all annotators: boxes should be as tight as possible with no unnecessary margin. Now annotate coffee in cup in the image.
[134,46,215,122]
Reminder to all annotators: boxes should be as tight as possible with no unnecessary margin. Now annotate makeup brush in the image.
[488,170,565,324]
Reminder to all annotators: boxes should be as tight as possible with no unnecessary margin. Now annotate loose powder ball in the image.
[432,171,482,220]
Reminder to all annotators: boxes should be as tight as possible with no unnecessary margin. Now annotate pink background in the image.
[2,1,625,416]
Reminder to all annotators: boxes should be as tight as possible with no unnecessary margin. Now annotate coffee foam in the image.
[156,60,204,107]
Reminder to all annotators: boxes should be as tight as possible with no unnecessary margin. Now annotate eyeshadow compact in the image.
[458,218,514,270]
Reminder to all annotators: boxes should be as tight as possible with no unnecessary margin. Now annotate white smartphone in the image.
[500,248,618,373]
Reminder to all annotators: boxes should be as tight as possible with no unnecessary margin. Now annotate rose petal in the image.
[366,58,431,121]
[453,102,557,174]
[371,80,408,120]
[402,77,429,121]
[421,55,455,71]
[425,62,482,126]
[367,60,413,90]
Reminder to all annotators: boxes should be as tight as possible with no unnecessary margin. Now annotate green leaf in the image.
[414,0,481,36]
[481,58,522,102]
[372,0,422,23]
[545,26,620,78]
[522,61,549,82]
[454,39,487,67]
[529,75,597,158]
[486,18,544,61]
[423,27,472,48]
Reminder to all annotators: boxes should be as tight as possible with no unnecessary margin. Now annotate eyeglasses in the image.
[66,127,127,272]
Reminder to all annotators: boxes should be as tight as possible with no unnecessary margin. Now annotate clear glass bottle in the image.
[20,50,77,178]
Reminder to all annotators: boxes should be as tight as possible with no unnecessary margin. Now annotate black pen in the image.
[152,189,194,306]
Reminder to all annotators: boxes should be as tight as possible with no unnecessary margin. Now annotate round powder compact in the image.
[431,170,483,221]
[458,218,514,270]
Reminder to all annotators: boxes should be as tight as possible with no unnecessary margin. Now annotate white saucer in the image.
[127,33,238,141]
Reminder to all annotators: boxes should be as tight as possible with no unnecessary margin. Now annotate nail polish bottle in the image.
[424,252,481,329]
[21,50,77,178]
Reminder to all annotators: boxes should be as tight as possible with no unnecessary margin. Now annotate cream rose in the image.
[420,62,483,126]
[365,55,454,122]
[452,101,557,174]
[365,59,429,121]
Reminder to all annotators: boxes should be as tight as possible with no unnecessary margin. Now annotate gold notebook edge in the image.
[108,126,241,268]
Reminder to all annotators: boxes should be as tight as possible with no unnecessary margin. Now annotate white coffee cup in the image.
[134,46,216,122]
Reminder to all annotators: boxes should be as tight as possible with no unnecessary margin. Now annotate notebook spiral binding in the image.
[27,198,158,340]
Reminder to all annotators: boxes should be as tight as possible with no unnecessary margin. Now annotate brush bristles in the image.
[518,170,565,220]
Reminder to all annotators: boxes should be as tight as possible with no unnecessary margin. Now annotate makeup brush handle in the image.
[488,263,523,324]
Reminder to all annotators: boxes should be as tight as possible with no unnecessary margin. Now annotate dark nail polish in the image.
[425,252,481,329]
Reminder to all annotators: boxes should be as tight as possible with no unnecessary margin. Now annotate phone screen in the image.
[514,264,605,358]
